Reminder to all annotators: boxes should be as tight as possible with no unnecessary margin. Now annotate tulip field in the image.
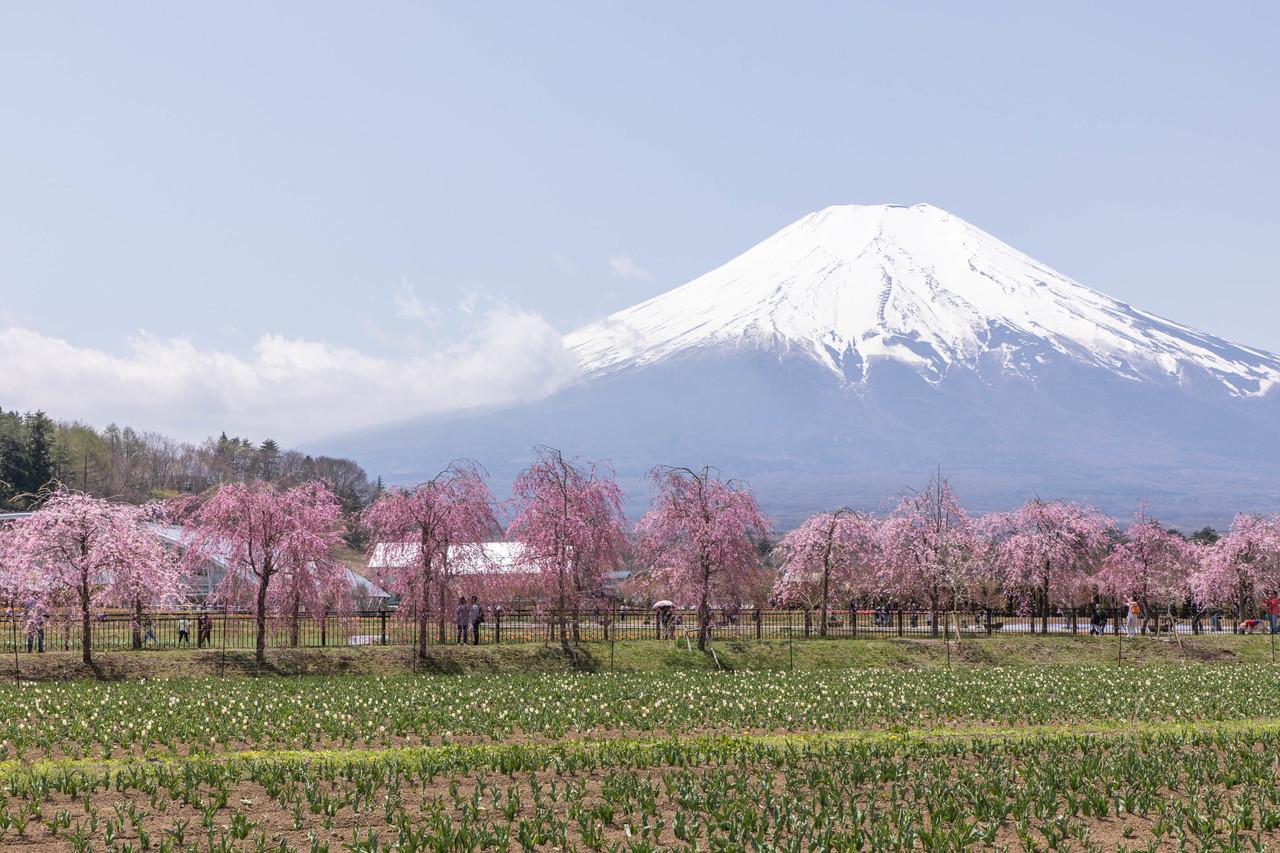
[5,665,1280,850]
[5,665,1280,760]
[0,666,1269,845]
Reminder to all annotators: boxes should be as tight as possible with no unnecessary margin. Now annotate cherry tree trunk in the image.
[819,566,830,638]
[1041,572,1050,635]
[558,570,570,650]
[132,598,143,650]
[254,575,269,665]
[697,591,711,651]
[289,596,301,647]
[436,582,447,645]
[425,582,437,658]
[80,581,93,666]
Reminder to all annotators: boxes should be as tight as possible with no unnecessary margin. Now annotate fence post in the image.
[851,606,857,639]
[897,610,904,637]
[380,610,388,645]
[495,609,502,644]
[754,608,762,641]
[803,609,811,638]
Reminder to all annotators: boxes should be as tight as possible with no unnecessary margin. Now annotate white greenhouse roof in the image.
[369,541,538,575]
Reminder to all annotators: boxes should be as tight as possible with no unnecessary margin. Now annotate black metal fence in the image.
[2,607,1274,654]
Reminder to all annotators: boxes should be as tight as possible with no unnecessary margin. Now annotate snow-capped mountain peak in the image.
[565,203,1280,396]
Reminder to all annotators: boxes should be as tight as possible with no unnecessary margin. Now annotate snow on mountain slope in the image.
[565,204,1280,396]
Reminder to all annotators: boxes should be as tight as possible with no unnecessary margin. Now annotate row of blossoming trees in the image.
[774,477,1280,641]
[0,482,351,666]
[0,449,764,664]
[2,447,1279,663]
[362,450,767,654]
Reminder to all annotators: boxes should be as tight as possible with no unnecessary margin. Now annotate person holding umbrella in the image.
[652,600,674,639]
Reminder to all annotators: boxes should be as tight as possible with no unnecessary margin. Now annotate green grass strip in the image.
[6,714,1280,782]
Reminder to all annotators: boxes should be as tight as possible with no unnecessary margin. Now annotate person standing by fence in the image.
[1126,600,1141,638]
[470,596,484,645]
[197,611,212,648]
[455,597,469,644]
[26,615,44,653]
[177,616,191,646]
[1266,595,1279,635]
[1090,604,1108,635]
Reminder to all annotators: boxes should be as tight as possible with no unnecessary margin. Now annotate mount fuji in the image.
[325,204,1280,527]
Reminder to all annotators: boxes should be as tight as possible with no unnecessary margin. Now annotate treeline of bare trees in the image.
[1,408,377,545]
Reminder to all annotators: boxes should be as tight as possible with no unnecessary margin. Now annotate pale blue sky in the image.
[1,3,1277,441]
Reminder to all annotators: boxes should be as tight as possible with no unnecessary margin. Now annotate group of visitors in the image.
[21,609,217,651]
[147,610,215,647]
[174,613,214,646]
[1087,597,1280,637]
[454,596,486,645]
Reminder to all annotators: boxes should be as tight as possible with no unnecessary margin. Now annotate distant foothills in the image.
[0,405,1234,545]
[0,406,376,546]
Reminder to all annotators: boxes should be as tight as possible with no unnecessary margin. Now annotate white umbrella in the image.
[652,600,674,609]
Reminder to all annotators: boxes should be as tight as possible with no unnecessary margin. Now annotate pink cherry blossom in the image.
[877,474,977,633]
[986,499,1112,632]
[772,509,878,635]
[1094,503,1197,629]
[636,466,769,650]
[1188,513,1280,619]
[507,447,626,646]
[182,480,346,663]
[0,490,182,664]
[361,461,499,653]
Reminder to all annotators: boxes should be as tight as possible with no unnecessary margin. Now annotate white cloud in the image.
[392,278,438,324]
[0,307,581,444]
[608,254,654,283]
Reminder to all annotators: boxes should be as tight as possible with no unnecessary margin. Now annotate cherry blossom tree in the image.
[877,474,977,635]
[507,447,626,647]
[0,490,181,664]
[361,462,498,656]
[986,499,1112,633]
[636,466,769,650]
[1094,504,1196,634]
[1188,514,1280,625]
[183,480,345,664]
[771,509,878,635]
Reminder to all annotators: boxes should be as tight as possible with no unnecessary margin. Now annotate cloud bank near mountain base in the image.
[0,307,579,444]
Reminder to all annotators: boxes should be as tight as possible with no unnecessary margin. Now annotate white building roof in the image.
[369,541,538,575]
[151,523,391,601]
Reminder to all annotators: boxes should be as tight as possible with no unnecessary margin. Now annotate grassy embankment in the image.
[5,632,1276,681]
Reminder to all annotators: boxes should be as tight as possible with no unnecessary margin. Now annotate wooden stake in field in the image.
[944,610,956,669]
[1168,605,1184,655]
